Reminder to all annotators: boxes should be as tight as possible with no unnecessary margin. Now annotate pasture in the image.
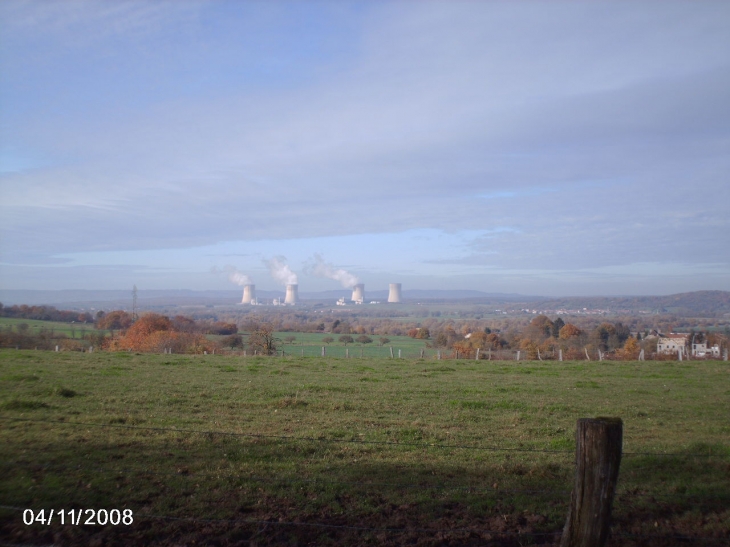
[0,317,101,339]
[0,350,728,545]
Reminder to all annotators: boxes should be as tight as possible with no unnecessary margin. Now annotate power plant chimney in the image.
[241,284,256,304]
[388,283,402,303]
[351,283,365,304]
[284,283,299,305]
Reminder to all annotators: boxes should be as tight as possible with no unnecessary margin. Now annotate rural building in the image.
[657,334,688,355]
[691,341,721,358]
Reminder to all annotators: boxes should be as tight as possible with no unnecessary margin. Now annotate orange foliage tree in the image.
[558,323,583,339]
[108,313,213,354]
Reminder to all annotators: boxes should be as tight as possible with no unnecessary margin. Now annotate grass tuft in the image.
[55,387,77,398]
[3,399,50,410]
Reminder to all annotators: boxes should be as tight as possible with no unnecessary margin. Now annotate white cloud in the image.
[1,1,729,292]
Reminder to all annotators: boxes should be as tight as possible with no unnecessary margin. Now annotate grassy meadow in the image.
[0,317,102,339]
[1,350,728,545]
[275,332,433,359]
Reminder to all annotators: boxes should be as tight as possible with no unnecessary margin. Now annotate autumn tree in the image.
[620,337,640,359]
[247,323,278,355]
[96,310,133,332]
[356,335,373,344]
[109,313,211,354]
[559,323,583,340]
[338,335,354,346]
[526,315,555,341]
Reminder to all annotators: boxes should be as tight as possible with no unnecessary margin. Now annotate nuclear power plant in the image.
[388,283,402,303]
[284,284,299,304]
[241,284,256,304]
[351,283,365,304]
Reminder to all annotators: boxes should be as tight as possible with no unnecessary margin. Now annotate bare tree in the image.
[247,323,279,356]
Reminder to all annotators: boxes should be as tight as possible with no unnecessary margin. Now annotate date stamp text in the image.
[23,509,133,526]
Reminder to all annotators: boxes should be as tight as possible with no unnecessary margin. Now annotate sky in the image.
[1,1,729,297]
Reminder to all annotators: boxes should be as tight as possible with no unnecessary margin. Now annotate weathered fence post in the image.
[321,346,326,357]
[584,348,590,361]
[561,417,623,547]
[638,349,644,361]
[398,349,401,359]
[559,349,563,361]
[678,347,683,361]
[437,350,441,360]
[346,348,349,359]
[420,349,424,359]
[301,348,304,357]
[475,348,480,360]
[516,350,520,361]
[537,348,542,361]
[389,346,394,358]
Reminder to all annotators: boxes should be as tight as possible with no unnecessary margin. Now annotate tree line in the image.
[1,306,728,358]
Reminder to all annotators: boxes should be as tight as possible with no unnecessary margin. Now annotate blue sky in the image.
[1,1,729,296]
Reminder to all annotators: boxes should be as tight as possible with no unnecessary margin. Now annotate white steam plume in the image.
[305,254,359,288]
[223,266,253,287]
[265,256,298,285]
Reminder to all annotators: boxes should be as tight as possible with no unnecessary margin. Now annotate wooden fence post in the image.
[475,348,480,360]
[561,417,623,547]
[389,346,394,358]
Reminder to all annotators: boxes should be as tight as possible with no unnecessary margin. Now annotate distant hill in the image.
[527,290,730,315]
[0,288,537,308]
[1,289,727,315]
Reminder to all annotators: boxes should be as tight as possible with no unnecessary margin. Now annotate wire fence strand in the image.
[0,416,574,454]
[4,416,725,458]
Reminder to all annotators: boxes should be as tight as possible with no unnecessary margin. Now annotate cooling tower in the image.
[284,284,299,304]
[387,283,402,303]
[351,283,365,303]
[241,284,256,304]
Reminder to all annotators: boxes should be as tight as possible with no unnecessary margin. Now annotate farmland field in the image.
[0,317,101,339]
[1,350,728,545]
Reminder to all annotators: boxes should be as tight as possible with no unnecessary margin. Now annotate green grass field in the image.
[1,350,728,545]
[0,317,101,339]
[275,332,432,359]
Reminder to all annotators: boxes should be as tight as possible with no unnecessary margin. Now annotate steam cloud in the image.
[305,254,359,288]
[265,256,298,285]
[224,266,252,286]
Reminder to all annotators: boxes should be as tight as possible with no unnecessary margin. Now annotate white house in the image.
[692,341,722,358]
[657,334,688,355]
